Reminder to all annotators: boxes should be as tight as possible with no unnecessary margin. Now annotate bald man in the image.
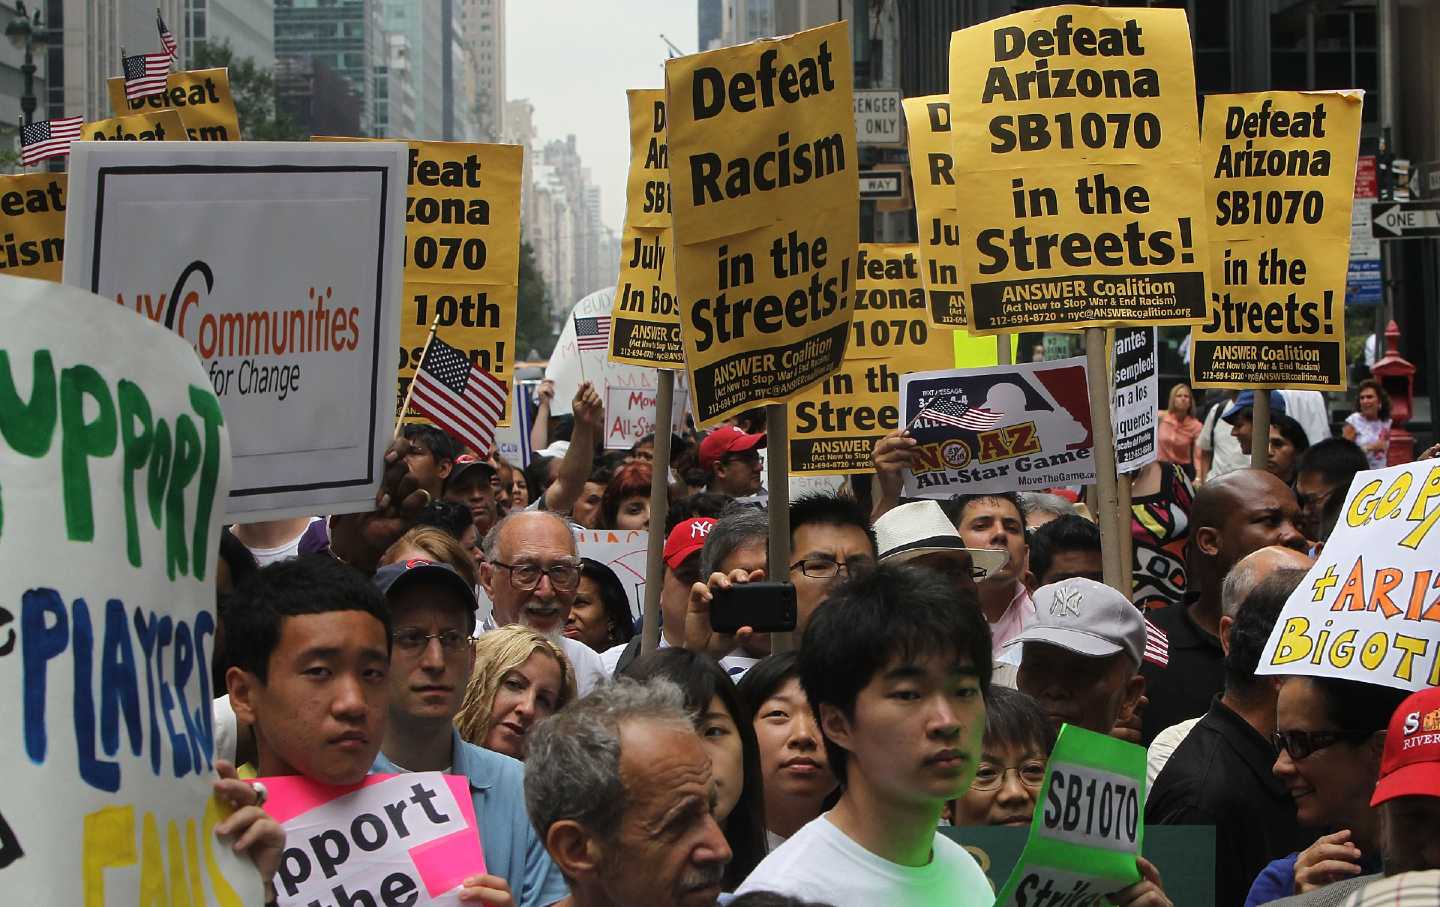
[1139,469,1307,743]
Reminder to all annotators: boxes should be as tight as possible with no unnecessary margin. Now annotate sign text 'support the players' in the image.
[665,22,859,424]
[1191,91,1361,391]
[0,274,261,905]
[948,6,1210,332]
[900,358,1096,498]
[62,141,406,520]
[787,244,958,475]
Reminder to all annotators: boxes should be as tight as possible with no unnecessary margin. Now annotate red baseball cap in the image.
[699,426,766,471]
[1372,687,1440,806]
[664,517,716,570]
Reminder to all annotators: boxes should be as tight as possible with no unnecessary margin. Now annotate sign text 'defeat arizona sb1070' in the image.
[665,21,860,426]
[948,6,1210,334]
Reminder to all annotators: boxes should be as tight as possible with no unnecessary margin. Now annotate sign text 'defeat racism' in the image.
[948,6,1209,333]
[666,22,859,425]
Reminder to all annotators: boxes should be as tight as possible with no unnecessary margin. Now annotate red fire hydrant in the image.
[1370,320,1416,465]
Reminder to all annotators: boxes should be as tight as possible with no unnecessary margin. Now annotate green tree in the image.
[515,240,556,359]
[189,40,304,140]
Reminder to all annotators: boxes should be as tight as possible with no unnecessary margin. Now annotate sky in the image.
[507,0,699,233]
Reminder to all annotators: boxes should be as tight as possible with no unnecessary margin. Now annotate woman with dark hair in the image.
[623,648,768,890]
[564,558,637,652]
[1265,413,1311,487]
[601,460,655,530]
[952,687,1056,827]
[1342,378,1392,470]
[1244,677,1408,905]
[736,652,838,849]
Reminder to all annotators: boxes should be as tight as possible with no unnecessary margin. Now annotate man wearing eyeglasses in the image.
[480,510,608,694]
[371,558,570,907]
[788,494,880,635]
[1294,438,1370,544]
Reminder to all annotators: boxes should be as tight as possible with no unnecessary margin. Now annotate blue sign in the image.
[1348,258,1383,306]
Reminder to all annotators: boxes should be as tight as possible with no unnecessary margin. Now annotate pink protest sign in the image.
[258,772,485,904]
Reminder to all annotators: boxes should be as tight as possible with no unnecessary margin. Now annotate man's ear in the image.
[1120,671,1146,721]
[1194,525,1222,558]
[819,702,853,754]
[545,820,602,881]
[1218,615,1234,655]
[227,665,262,726]
[437,459,454,481]
[480,560,498,600]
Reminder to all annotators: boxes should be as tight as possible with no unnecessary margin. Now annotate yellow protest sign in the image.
[82,109,188,142]
[1191,91,1361,391]
[948,6,1209,333]
[787,244,958,474]
[903,95,971,328]
[107,68,240,141]
[317,137,523,429]
[0,173,66,281]
[624,88,672,230]
[665,21,859,425]
[610,89,684,368]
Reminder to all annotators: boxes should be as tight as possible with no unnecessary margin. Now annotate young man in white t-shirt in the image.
[735,562,994,906]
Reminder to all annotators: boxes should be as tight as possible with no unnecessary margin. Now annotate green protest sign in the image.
[992,724,1146,906]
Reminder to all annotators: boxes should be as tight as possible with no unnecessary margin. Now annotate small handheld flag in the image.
[122,52,171,100]
[19,116,83,166]
[409,335,509,456]
[156,10,178,60]
[575,315,611,352]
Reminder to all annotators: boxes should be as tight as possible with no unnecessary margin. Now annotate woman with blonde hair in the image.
[455,625,577,760]
[1157,382,1203,477]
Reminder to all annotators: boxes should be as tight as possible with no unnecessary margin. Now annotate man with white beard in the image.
[480,510,608,694]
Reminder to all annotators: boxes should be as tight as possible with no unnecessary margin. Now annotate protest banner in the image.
[902,95,971,327]
[0,172,66,281]
[622,88,672,231]
[603,384,686,451]
[992,725,1146,906]
[260,772,484,906]
[947,6,1210,333]
[0,274,261,904]
[787,244,958,475]
[106,68,240,141]
[899,357,1095,498]
[63,141,407,520]
[1112,327,1158,474]
[1191,90,1362,392]
[317,138,524,428]
[1257,460,1440,691]
[611,224,684,368]
[82,109,189,142]
[665,21,860,425]
[576,529,650,622]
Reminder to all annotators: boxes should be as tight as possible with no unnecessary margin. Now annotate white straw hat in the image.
[875,500,1009,579]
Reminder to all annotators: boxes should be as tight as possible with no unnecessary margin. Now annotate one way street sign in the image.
[1372,200,1440,239]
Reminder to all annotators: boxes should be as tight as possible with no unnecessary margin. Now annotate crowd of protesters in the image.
[201,376,1440,907]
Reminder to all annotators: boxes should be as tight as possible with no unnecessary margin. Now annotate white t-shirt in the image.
[1145,716,1201,801]
[232,517,321,566]
[558,634,607,695]
[735,813,993,907]
[1197,401,1246,479]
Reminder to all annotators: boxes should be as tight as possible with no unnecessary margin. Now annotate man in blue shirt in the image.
[371,559,569,907]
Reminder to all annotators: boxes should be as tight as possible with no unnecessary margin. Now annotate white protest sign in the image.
[603,384,689,451]
[262,772,483,906]
[62,141,407,521]
[899,358,1096,498]
[0,275,260,904]
[576,529,649,622]
[546,287,690,417]
[1111,327,1159,474]
[1257,460,1440,690]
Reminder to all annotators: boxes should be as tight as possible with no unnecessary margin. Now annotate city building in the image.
[698,0,722,51]
[1,0,51,132]
[37,0,186,122]
[719,0,773,46]
[458,0,502,142]
[274,0,384,135]
[184,0,273,68]
[380,0,440,137]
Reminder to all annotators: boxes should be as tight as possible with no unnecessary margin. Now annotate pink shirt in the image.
[990,583,1036,656]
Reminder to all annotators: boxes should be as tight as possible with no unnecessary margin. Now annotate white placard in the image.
[545,287,690,417]
[576,529,649,622]
[0,275,259,904]
[63,141,407,521]
[1111,327,1158,475]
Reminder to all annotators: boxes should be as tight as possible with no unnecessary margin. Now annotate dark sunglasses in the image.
[1272,729,1373,760]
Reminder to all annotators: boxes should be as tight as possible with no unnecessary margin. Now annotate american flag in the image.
[123,52,171,100]
[409,336,508,456]
[916,393,1002,431]
[575,315,611,351]
[1143,616,1169,667]
[157,11,178,59]
[19,116,83,166]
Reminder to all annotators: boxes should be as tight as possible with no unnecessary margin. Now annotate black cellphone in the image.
[710,582,798,634]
